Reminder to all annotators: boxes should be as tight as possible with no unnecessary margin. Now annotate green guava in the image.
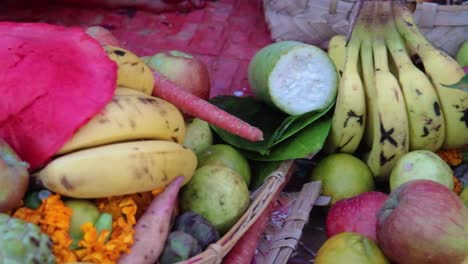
[389,150,454,192]
[197,144,251,186]
[309,153,374,204]
[315,232,389,264]
[182,118,213,156]
[179,165,250,234]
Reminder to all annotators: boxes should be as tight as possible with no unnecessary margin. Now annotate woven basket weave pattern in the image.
[264,0,468,55]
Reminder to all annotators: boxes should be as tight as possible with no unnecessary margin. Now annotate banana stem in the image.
[392,1,432,55]
[344,0,375,73]
[372,1,391,72]
[384,12,413,67]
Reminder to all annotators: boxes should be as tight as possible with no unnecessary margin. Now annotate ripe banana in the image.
[327,35,347,77]
[393,3,468,149]
[104,45,154,95]
[57,88,186,155]
[365,1,409,179]
[384,14,445,151]
[326,5,370,153]
[36,140,197,198]
[359,1,376,148]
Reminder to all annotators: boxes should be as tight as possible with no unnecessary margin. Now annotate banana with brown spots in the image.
[36,140,197,198]
[57,88,185,155]
[105,45,154,95]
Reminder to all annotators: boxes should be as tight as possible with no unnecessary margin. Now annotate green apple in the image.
[456,41,468,67]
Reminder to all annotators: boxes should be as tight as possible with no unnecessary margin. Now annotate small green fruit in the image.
[64,199,100,242]
[310,153,374,204]
[182,118,213,156]
[456,41,468,67]
[197,144,251,186]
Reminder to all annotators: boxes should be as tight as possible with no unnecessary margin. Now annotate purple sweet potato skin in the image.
[0,22,117,170]
[118,176,185,264]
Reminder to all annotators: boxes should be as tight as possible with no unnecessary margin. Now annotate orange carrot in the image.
[152,71,264,142]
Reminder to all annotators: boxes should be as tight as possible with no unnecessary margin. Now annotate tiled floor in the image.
[0,0,272,98]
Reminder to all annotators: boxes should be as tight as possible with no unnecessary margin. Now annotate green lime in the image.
[315,232,389,264]
[310,153,374,204]
[197,144,251,186]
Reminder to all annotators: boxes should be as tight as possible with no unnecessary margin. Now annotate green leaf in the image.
[209,96,287,154]
[443,74,468,92]
[242,117,331,161]
[271,102,335,146]
[209,95,334,155]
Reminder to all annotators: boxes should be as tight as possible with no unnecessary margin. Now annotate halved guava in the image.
[0,22,117,170]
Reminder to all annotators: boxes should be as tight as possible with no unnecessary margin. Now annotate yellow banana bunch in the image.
[325,0,466,180]
[35,140,197,198]
[104,45,154,95]
[393,3,467,149]
[57,88,186,155]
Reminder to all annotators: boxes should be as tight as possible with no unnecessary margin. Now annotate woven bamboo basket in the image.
[263,0,468,56]
[177,160,296,264]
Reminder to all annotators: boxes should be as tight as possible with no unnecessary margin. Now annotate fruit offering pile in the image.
[0,0,467,263]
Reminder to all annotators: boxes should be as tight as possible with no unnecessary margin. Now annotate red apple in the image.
[145,50,211,100]
[326,191,388,241]
[377,180,468,264]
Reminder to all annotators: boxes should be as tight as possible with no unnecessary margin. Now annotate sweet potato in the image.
[118,176,185,264]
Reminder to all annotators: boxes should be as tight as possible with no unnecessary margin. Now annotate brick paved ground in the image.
[0,0,273,97]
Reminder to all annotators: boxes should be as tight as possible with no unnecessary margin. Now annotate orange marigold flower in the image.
[10,188,162,263]
[436,149,463,167]
[454,177,463,195]
[12,194,77,263]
